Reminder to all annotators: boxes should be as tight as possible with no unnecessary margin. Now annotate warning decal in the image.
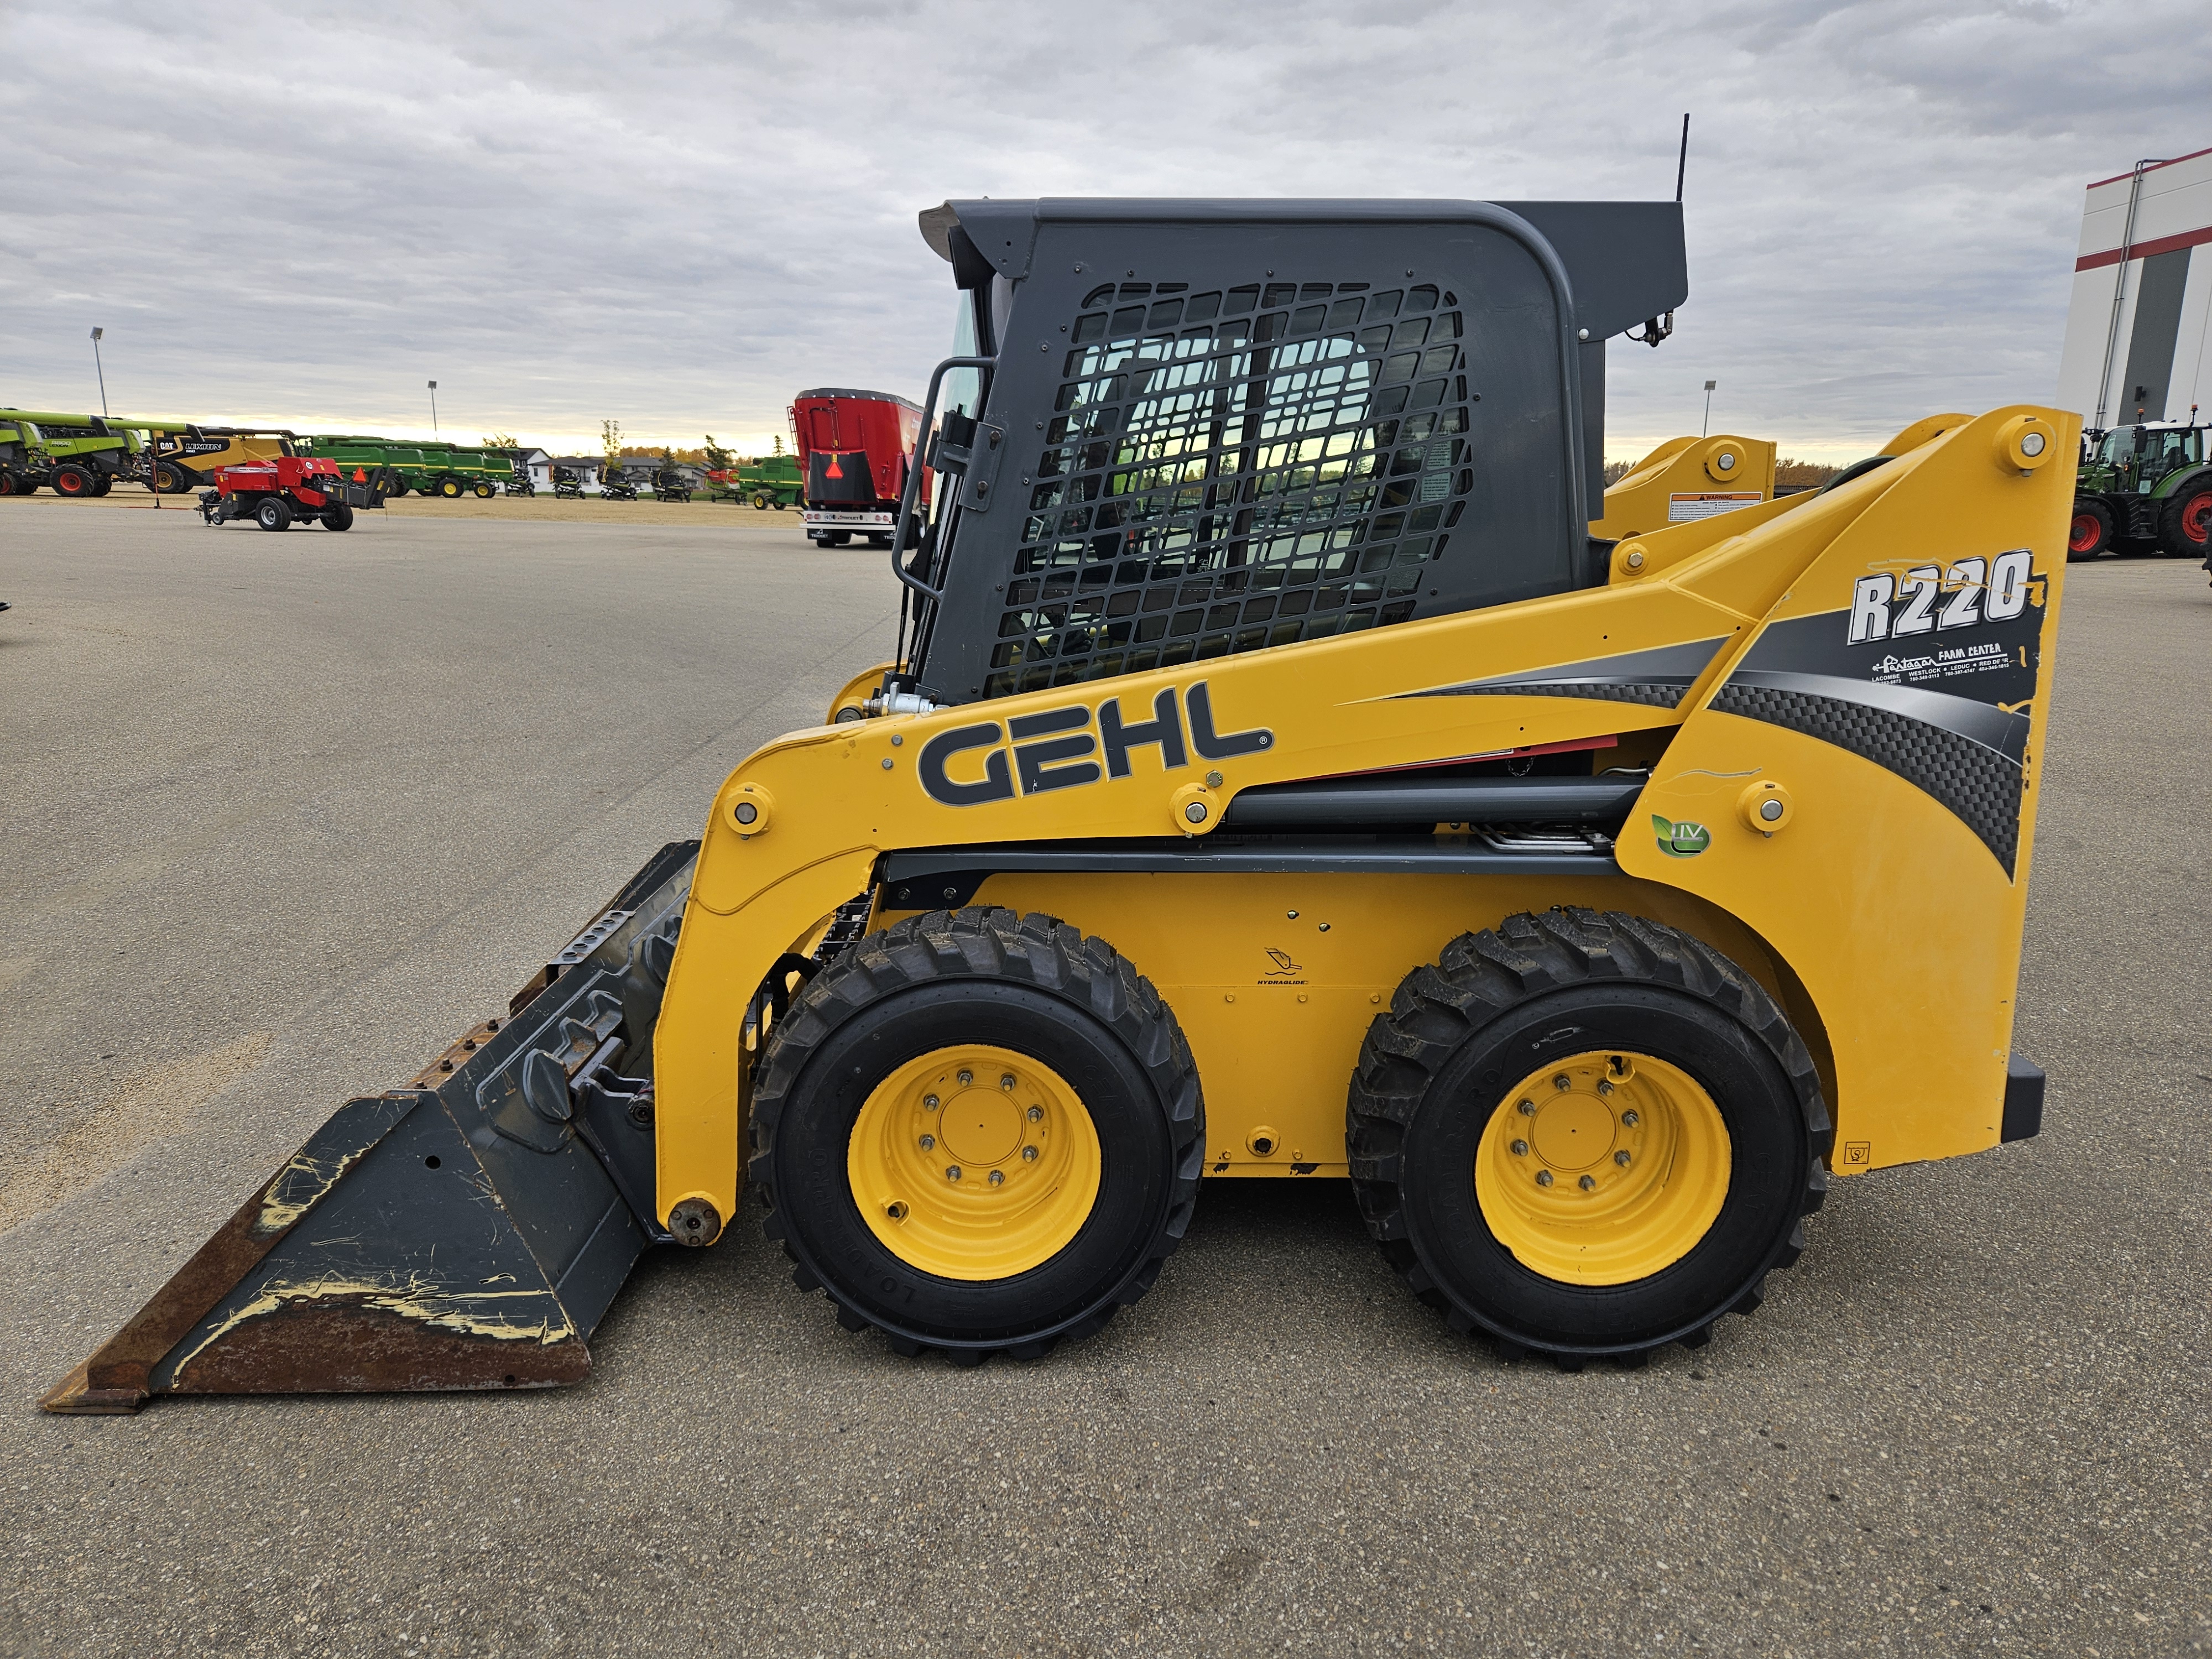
[1667,492,1764,523]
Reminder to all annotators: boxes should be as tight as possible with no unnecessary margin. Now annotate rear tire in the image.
[752,907,1204,1363]
[91,476,113,497]
[51,463,95,498]
[2067,500,2114,561]
[1347,908,1829,1364]
[473,480,495,498]
[437,477,461,499]
[323,503,354,531]
[2158,483,2212,559]
[254,497,292,532]
[154,462,192,494]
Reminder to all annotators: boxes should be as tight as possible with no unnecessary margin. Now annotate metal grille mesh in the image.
[985,279,1474,698]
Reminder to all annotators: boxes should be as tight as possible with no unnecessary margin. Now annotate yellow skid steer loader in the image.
[47,196,2074,1411]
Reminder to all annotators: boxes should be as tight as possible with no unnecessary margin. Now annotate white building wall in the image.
[2173,254,2212,424]
[2056,146,2212,426]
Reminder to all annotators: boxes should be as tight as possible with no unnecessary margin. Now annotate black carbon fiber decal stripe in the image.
[1454,681,1687,709]
[1710,683,2020,874]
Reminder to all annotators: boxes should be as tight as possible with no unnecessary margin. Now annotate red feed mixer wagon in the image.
[789,387,928,547]
[198,454,361,531]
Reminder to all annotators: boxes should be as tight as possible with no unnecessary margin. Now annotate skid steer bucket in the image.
[43,843,698,1415]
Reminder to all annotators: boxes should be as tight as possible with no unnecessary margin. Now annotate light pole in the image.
[1702,379,1716,438]
[428,379,440,434]
[91,327,109,417]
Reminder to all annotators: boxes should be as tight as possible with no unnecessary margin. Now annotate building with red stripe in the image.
[2056,147,2212,428]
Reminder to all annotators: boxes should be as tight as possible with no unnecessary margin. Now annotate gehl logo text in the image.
[918,682,1272,807]
[1847,550,2033,645]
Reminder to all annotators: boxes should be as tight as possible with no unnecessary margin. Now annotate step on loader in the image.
[46,196,2075,1413]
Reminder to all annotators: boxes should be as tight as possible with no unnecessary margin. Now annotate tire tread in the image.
[1346,906,1830,1362]
[749,905,1203,1362]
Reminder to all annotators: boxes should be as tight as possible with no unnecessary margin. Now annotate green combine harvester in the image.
[731,451,802,509]
[0,409,195,497]
[297,436,518,499]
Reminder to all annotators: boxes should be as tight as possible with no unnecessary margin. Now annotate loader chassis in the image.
[50,197,2075,1409]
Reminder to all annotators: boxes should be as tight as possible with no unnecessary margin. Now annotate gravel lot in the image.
[1,504,2205,1657]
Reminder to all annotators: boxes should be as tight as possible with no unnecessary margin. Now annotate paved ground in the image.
[1,506,2205,1658]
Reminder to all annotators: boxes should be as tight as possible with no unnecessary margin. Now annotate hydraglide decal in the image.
[917,681,1272,807]
[1709,550,2046,874]
[1401,638,1729,709]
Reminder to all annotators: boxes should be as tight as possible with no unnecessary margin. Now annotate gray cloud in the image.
[2,0,2201,458]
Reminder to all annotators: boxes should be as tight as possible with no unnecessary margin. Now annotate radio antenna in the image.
[1676,113,1690,203]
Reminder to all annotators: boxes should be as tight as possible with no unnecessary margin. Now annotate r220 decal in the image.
[1847,550,2032,644]
[918,681,1272,807]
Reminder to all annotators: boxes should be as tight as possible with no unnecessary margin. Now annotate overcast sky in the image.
[2,1,2203,461]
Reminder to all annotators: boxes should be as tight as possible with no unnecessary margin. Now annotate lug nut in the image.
[919,1134,936,1150]
[946,1165,962,1181]
[988,1170,1005,1186]
[1510,1139,1529,1156]
[1517,1098,1536,1117]
[1000,1073,1016,1090]
[1553,1073,1571,1091]
[1615,1150,1632,1167]
[1027,1105,1044,1122]
[1620,1110,1640,1128]
[1579,1174,1597,1191]
[1535,1170,1554,1187]
[1022,1145,1039,1162]
[957,1070,973,1086]
[1597,1080,1614,1097]
[924,1094,940,1110]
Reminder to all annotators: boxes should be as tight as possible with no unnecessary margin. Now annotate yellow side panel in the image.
[1619,406,2075,1173]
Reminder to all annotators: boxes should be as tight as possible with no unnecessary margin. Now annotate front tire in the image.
[254,497,292,531]
[752,908,1203,1362]
[51,463,95,498]
[2068,499,2115,561]
[1348,909,1829,1364]
[323,503,354,531]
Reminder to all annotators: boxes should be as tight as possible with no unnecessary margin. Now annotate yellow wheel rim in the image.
[848,1045,1102,1281]
[1473,1050,1730,1286]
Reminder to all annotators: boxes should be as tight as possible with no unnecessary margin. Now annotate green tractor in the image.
[2068,423,2212,562]
[0,409,159,497]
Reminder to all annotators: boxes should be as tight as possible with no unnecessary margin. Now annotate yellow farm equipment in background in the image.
[49,196,2074,1411]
